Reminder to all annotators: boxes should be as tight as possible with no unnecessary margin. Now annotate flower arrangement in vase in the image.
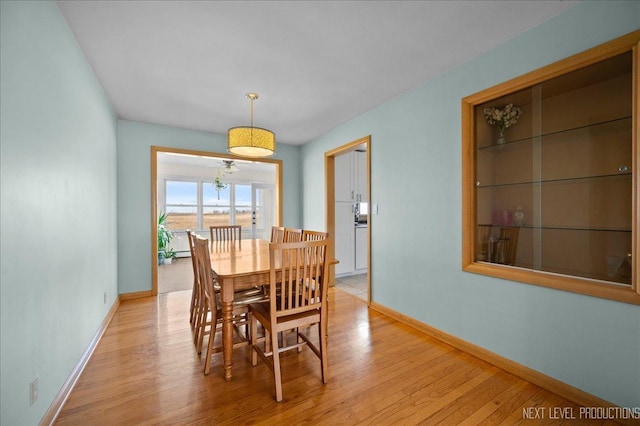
[483,103,522,144]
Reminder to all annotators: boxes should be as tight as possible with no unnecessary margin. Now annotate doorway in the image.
[325,136,371,304]
[151,147,282,295]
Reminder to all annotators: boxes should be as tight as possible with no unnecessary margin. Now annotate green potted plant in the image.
[158,212,176,265]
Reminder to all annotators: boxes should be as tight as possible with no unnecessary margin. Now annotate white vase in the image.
[513,206,525,226]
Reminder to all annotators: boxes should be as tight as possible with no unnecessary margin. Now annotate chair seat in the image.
[250,301,320,331]
[214,282,264,298]
[217,290,269,306]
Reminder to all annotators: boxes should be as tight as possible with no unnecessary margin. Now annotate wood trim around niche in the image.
[461,30,640,305]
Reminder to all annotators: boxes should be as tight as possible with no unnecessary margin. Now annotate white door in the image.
[251,184,275,240]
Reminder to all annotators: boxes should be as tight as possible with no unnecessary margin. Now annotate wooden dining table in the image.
[209,238,337,381]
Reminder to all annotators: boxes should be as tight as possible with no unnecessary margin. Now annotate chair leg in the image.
[194,296,206,348]
[193,304,202,347]
[271,327,283,402]
[319,320,328,384]
[189,285,196,326]
[204,311,217,375]
[190,279,200,326]
[197,309,209,355]
[250,315,258,367]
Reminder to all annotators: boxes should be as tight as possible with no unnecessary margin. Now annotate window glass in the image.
[165,180,197,230]
[203,182,231,227]
[235,184,252,228]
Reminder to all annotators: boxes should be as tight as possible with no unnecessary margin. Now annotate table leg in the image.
[221,281,235,381]
[222,299,233,381]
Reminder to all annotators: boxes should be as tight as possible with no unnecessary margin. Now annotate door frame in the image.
[151,146,283,296]
[325,135,371,304]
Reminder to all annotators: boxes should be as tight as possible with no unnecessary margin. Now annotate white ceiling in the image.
[56,0,579,146]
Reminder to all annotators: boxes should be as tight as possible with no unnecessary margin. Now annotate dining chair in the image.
[476,224,493,262]
[499,227,520,265]
[190,230,263,351]
[249,238,330,402]
[186,229,200,327]
[210,225,242,243]
[302,230,329,241]
[193,235,268,375]
[270,226,285,243]
[283,227,303,242]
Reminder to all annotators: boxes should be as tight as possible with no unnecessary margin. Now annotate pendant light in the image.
[228,93,276,157]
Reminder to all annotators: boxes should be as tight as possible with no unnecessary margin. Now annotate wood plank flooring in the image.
[55,289,618,425]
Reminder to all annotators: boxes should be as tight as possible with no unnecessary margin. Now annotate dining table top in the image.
[208,238,271,279]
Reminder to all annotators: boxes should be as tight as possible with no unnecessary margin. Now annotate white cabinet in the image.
[334,153,354,202]
[354,151,368,203]
[334,151,367,203]
[334,202,354,275]
[355,226,367,270]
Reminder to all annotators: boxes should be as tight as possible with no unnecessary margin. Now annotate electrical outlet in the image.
[103,292,107,304]
[30,376,38,406]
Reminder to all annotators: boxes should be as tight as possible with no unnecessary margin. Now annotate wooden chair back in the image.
[302,230,329,241]
[193,235,221,374]
[283,227,303,242]
[210,225,241,242]
[269,239,329,318]
[499,227,520,265]
[271,226,285,243]
[193,236,216,313]
[186,230,199,326]
[186,230,198,275]
[476,225,492,262]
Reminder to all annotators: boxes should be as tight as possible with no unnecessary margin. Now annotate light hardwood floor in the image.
[55,289,617,425]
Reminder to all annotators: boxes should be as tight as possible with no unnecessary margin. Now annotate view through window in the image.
[165,180,253,230]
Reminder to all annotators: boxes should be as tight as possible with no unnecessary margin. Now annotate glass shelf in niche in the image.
[477,116,631,151]
[478,224,632,233]
[475,171,631,189]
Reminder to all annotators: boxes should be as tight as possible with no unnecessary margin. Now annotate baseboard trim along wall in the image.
[119,289,154,300]
[39,296,121,426]
[369,301,620,415]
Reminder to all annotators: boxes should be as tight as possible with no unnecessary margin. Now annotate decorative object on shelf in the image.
[228,93,276,158]
[492,209,512,226]
[483,103,522,144]
[513,206,525,226]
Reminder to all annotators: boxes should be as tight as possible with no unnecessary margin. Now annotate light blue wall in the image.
[301,1,640,408]
[117,120,301,294]
[0,1,118,424]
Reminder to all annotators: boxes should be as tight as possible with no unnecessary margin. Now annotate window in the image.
[165,180,197,230]
[165,180,260,232]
